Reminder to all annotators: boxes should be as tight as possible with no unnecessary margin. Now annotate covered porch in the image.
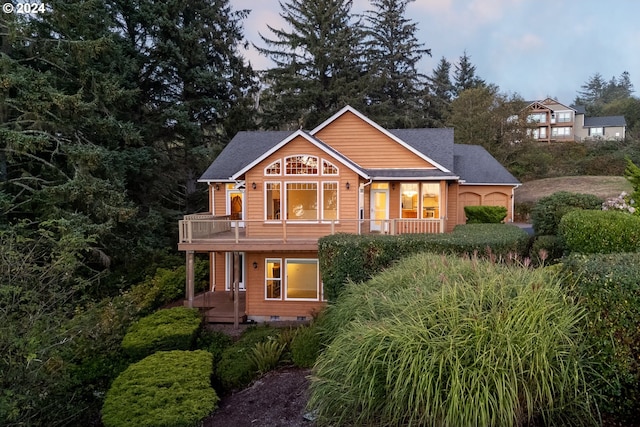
[186,291,247,324]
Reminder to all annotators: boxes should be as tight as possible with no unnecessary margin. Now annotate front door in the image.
[227,189,244,227]
[226,252,245,291]
[370,188,389,232]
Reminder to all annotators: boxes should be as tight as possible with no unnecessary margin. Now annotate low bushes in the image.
[559,209,640,254]
[319,223,529,301]
[561,254,640,421]
[215,326,281,391]
[121,307,202,361]
[463,205,507,223]
[310,253,596,426]
[128,259,209,314]
[102,350,217,427]
[530,191,602,236]
[290,324,322,368]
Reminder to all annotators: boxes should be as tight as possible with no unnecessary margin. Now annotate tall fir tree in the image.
[427,56,454,126]
[109,0,258,215]
[256,0,364,129]
[453,50,485,96]
[361,0,431,128]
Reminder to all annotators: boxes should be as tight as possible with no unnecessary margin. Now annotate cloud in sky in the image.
[231,0,640,104]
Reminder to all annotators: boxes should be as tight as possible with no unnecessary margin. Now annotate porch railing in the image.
[178,216,444,244]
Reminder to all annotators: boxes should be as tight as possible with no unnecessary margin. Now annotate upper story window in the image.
[322,159,339,175]
[286,155,318,175]
[556,111,572,123]
[528,113,546,124]
[265,160,281,175]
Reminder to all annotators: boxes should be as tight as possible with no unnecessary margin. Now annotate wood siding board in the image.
[314,112,434,169]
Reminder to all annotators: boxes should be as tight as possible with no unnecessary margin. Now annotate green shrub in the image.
[196,329,233,366]
[561,254,640,421]
[215,326,281,391]
[559,209,640,254]
[530,191,602,236]
[128,259,209,314]
[514,200,534,222]
[464,205,507,223]
[290,325,322,368]
[530,234,565,265]
[310,253,596,427]
[249,339,285,374]
[319,223,529,301]
[121,307,202,361]
[102,350,217,427]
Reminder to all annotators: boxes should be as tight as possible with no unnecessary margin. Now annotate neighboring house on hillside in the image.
[178,106,520,324]
[524,98,626,142]
[573,105,626,141]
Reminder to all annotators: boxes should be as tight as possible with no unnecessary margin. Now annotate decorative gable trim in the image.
[230,130,368,180]
[310,106,452,173]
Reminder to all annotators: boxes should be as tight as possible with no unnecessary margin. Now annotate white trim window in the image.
[589,127,604,137]
[322,159,339,175]
[265,258,282,300]
[265,182,281,221]
[285,259,319,301]
[322,182,338,221]
[286,182,318,221]
[265,160,281,175]
[556,111,572,123]
[552,127,571,137]
[528,113,546,124]
[285,155,318,175]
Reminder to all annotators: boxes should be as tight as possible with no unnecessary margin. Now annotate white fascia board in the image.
[230,130,368,180]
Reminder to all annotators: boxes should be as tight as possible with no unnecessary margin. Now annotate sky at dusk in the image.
[229,0,640,105]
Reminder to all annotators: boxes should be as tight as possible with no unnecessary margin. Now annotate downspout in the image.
[359,178,373,235]
[511,184,521,223]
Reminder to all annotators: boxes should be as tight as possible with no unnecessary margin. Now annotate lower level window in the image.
[265,259,281,299]
[285,259,319,300]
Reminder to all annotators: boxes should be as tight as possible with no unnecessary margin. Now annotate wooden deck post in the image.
[233,251,240,329]
[186,250,195,308]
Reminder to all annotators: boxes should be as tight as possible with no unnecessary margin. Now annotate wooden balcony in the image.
[178,215,444,251]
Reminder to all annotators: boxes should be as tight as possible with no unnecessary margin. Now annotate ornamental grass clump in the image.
[309,253,597,427]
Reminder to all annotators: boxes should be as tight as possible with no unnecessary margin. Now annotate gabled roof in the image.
[199,131,291,182]
[524,98,575,112]
[454,145,520,185]
[199,106,520,187]
[312,106,451,172]
[584,115,627,127]
[389,128,455,171]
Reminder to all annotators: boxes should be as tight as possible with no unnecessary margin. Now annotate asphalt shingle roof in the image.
[199,126,519,187]
[583,115,627,127]
[454,145,520,185]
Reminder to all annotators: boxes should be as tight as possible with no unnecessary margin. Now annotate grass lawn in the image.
[515,176,632,204]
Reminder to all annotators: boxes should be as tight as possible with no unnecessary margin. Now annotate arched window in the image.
[265,160,281,175]
[285,155,318,175]
[322,159,339,175]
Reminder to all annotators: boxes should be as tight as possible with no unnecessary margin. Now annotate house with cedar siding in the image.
[178,106,520,324]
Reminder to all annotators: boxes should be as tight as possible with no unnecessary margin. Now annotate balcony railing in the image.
[178,216,444,244]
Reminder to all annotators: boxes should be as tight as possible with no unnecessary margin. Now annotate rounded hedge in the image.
[102,350,217,427]
[531,191,602,236]
[121,307,202,361]
[559,209,640,254]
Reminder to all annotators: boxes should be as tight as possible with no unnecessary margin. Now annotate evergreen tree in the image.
[256,0,364,129]
[361,0,431,128]
[453,50,485,96]
[110,0,258,214]
[427,56,454,126]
